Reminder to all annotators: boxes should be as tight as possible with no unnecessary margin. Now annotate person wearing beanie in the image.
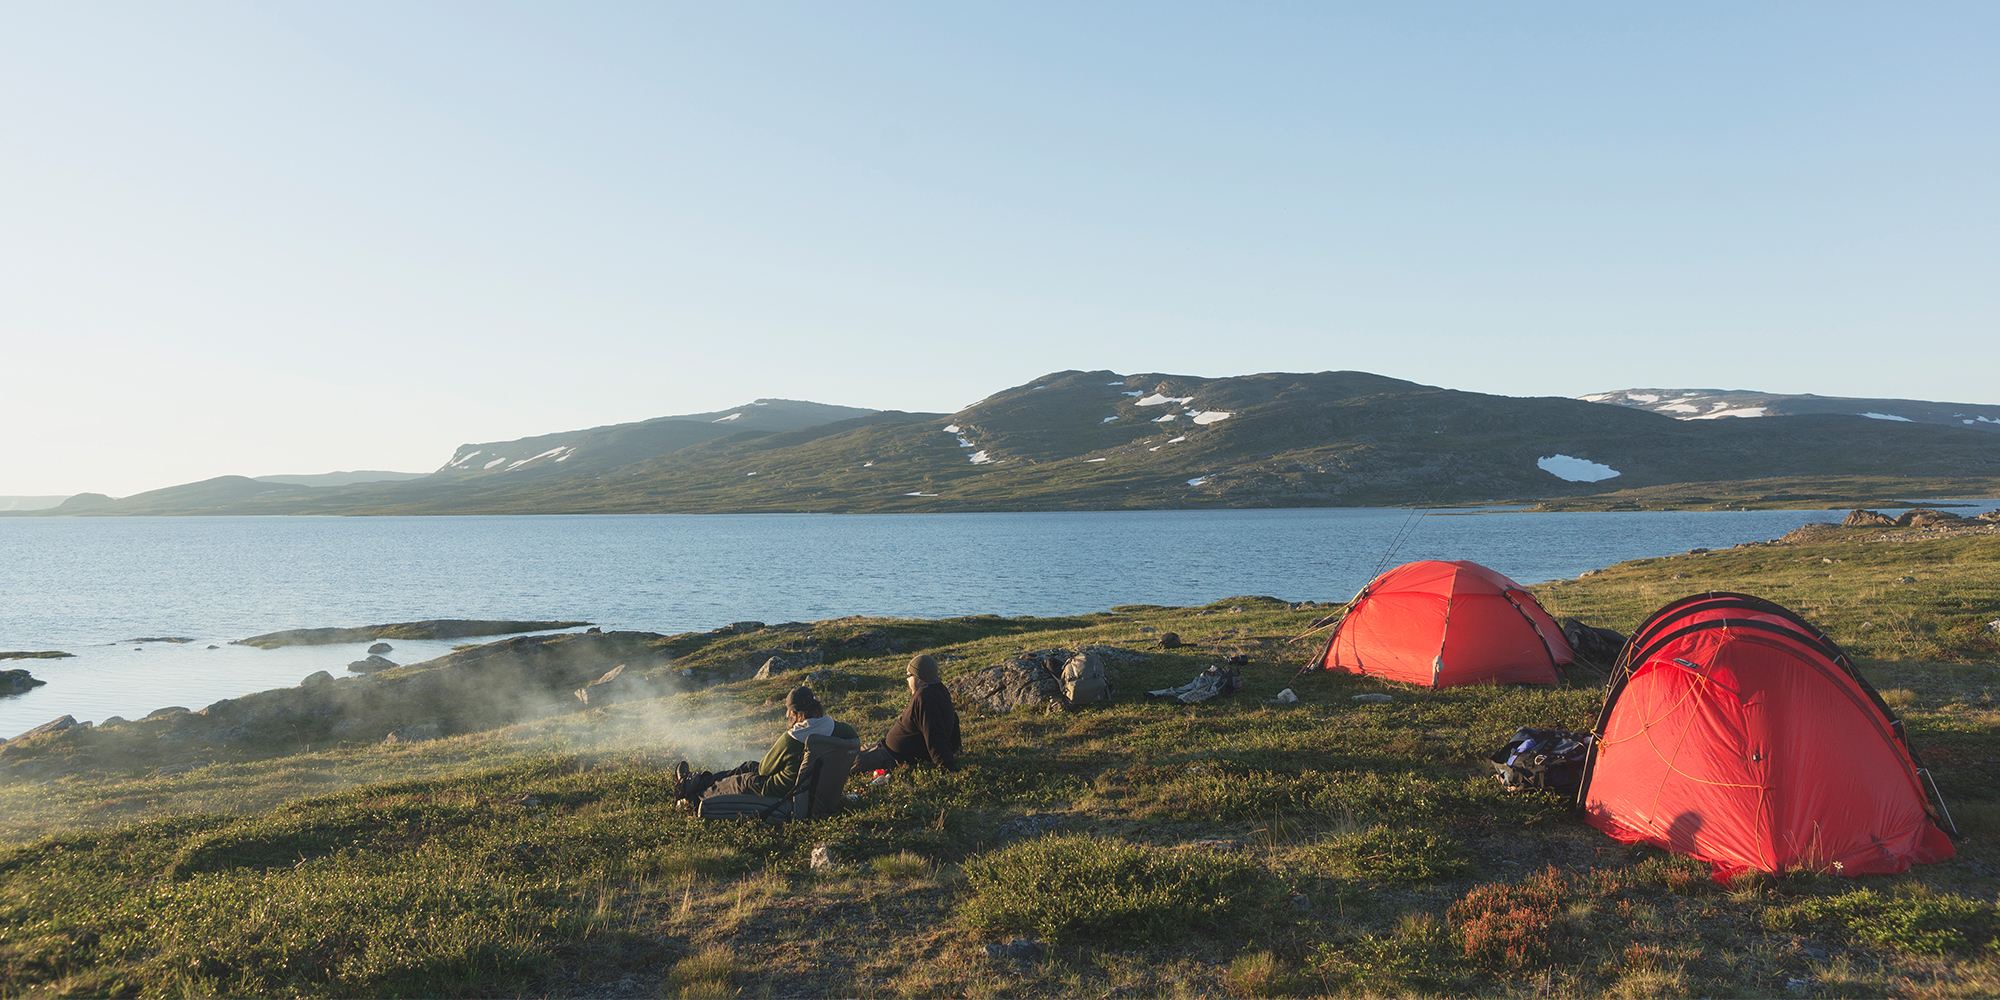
[673,685,858,807]
[856,653,962,773]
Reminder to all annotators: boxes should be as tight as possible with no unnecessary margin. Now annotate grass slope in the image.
[2,529,1999,997]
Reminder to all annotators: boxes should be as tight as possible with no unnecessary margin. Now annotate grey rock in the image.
[367,642,393,654]
[346,654,398,674]
[1842,508,1897,527]
[754,649,824,680]
[383,722,442,744]
[1896,508,1964,527]
[301,670,335,688]
[977,938,1043,961]
[810,843,838,870]
[1352,693,1394,704]
[953,657,1066,713]
[575,664,650,707]
[1160,632,1182,649]
[22,715,82,738]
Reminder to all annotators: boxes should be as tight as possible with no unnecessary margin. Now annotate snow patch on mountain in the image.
[968,451,995,465]
[1860,412,1912,422]
[1101,416,1118,423]
[1691,407,1766,419]
[713,413,742,422]
[1137,393,1194,407]
[1190,411,1231,424]
[1187,476,1211,486]
[1538,455,1621,482]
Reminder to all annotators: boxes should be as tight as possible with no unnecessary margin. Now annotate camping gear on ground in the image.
[1560,618,1628,670]
[1309,560,1574,687]
[1580,592,1956,881]
[700,732,860,824]
[1487,727,1593,796]
[1062,652,1113,705]
[1147,665,1243,704]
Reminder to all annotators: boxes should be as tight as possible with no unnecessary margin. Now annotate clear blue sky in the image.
[5,3,1994,497]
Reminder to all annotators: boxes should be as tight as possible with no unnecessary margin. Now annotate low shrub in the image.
[1447,865,1570,969]
[959,834,1272,945]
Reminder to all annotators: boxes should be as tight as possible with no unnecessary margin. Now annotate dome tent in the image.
[1580,592,1956,881]
[1312,560,1573,687]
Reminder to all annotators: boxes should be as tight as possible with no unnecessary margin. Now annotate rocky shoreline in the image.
[1,510,1988,784]
[233,619,591,649]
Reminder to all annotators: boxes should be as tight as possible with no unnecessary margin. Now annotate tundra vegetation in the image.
[1,522,1997,997]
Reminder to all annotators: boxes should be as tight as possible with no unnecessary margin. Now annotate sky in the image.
[4,3,1995,498]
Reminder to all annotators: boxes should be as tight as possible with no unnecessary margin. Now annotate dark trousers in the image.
[685,762,761,800]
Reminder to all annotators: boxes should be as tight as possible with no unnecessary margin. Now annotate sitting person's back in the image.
[675,686,857,805]
[858,654,961,773]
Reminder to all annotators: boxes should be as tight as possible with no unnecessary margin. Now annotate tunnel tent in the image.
[1311,559,1574,687]
[1579,592,1957,881]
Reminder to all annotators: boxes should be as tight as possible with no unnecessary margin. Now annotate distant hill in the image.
[32,371,2000,516]
[253,471,430,488]
[430,399,879,479]
[1582,388,2000,433]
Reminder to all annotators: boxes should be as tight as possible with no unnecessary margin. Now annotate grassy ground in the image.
[3,526,1999,997]
[1522,476,2000,512]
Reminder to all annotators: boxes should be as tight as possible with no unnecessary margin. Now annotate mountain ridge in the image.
[21,372,2000,516]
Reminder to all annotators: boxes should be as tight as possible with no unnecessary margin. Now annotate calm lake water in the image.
[3,505,1993,739]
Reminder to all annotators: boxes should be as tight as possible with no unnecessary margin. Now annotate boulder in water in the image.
[1,669,47,696]
[368,642,393,654]
[346,655,398,674]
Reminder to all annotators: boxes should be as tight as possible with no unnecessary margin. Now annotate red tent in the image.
[1313,560,1573,687]
[1580,592,1956,880]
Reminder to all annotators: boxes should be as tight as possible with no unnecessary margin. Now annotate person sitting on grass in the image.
[673,686,858,808]
[855,654,962,773]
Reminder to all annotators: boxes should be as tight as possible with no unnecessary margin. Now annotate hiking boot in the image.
[674,797,692,811]
[673,760,692,797]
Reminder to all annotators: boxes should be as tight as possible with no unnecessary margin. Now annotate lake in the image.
[4,505,1991,739]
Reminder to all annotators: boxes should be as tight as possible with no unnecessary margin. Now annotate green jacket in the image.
[757,719,858,799]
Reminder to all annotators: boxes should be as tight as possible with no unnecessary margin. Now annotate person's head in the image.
[785,686,824,724]
[906,654,939,692]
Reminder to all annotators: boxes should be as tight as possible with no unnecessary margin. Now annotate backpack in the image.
[1487,727,1593,797]
[1062,651,1113,705]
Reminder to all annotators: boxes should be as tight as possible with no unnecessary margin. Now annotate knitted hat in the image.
[907,654,940,683]
[785,686,823,717]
